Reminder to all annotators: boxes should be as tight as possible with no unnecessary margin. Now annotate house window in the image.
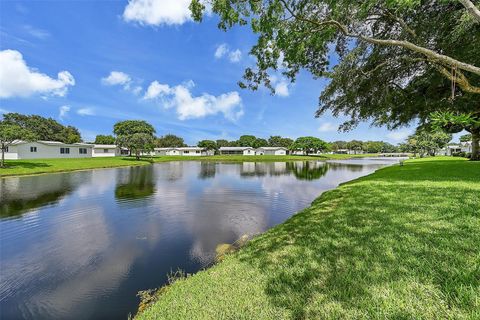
[196,150,200,154]
[5,146,9,152]
[104,149,109,153]
[30,146,37,152]
[79,148,87,154]
[184,151,190,154]
[60,147,70,154]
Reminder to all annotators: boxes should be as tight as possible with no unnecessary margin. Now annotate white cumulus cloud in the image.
[123,0,193,26]
[318,122,337,132]
[214,43,242,63]
[214,44,228,59]
[274,81,289,97]
[0,49,75,98]
[77,107,95,116]
[228,49,242,63]
[144,80,243,121]
[59,105,70,120]
[101,71,131,86]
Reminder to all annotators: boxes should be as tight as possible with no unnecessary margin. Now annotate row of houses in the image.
[3,141,289,159]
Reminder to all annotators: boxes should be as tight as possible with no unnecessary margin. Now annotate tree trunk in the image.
[471,131,480,161]
[1,145,4,168]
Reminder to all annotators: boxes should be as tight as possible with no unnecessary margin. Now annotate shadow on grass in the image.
[233,161,479,318]
[2,161,52,169]
[120,157,155,163]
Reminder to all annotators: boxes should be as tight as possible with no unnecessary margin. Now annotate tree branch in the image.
[278,0,480,77]
[436,66,480,94]
[458,0,480,23]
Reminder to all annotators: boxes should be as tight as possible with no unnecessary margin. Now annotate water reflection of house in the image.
[273,162,287,174]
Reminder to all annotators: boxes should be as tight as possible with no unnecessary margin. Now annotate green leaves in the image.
[430,111,480,133]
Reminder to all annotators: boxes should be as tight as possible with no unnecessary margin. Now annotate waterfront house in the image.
[154,147,211,156]
[92,144,122,157]
[3,140,93,159]
[255,147,288,155]
[219,147,256,155]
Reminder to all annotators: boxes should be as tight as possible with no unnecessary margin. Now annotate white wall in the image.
[243,149,255,155]
[4,145,19,159]
[92,147,118,157]
[8,142,92,159]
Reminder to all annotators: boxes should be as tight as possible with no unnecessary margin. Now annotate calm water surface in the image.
[0,159,400,319]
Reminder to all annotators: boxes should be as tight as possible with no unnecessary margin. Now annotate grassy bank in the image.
[137,157,480,319]
[0,154,373,177]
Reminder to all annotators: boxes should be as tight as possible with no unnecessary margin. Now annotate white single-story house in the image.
[219,147,256,155]
[4,140,93,160]
[154,147,212,156]
[439,142,472,156]
[255,147,288,155]
[92,144,121,157]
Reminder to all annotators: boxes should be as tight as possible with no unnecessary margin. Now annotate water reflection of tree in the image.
[287,161,329,181]
[0,174,81,219]
[115,166,156,200]
[198,162,216,179]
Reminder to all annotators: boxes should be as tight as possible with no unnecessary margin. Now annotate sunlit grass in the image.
[136,157,480,320]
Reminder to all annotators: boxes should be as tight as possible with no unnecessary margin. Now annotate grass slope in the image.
[0,154,373,177]
[137,157,480,320]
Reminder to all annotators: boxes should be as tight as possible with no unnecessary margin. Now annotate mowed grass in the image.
[0,157,153,177]
[136,157,480,320]
[0,154,373,177]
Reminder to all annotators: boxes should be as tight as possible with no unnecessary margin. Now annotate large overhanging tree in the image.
[190,0,480,159]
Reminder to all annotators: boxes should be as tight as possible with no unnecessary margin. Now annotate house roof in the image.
[155,147,205,151]
[10,140,92,147]
[93,144,117,148]
[257,147,287,150]
[219,147,254,151]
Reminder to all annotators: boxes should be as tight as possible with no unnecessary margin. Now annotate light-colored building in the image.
[439,142,472,156]
[154,147,211,156]
[92,144,121,157]
[255,147,288,155]
[4,140,93,160]
[219,147,256,155]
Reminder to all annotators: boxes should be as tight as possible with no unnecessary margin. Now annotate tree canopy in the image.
[291,136,330,153]
[113,120,156,136]
[190,0,480,159]
[268,135,294,148]
[198,139,217,150]
[2,113,82,143]
[114,120,156,159]
[0,121,36,167]
[401,128,452,157]
[94,135,116,144]
[156,134,187,148]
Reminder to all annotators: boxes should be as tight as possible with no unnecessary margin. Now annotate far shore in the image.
[0,154,382,178]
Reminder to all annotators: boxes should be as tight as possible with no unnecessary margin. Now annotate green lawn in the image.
[136,157,480,320]
[0,154,374,177]
[0,157,153,177]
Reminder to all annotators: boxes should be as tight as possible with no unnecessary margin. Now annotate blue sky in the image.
[0,0,418,145]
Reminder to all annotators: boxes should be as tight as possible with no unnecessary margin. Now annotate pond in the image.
[0,159,401,319]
